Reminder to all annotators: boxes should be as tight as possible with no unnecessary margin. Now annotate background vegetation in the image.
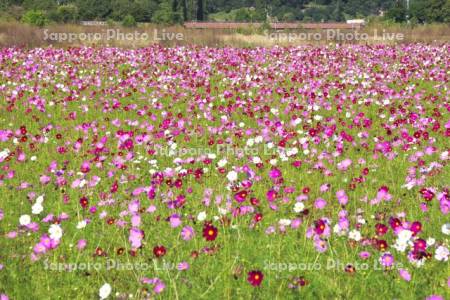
[0,0,449,26]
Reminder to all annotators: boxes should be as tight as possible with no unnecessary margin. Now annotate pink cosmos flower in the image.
[177,262,190,271]
[398,269,411,281]
[269,168,282,179]
[313,237,328,252]
[131,214,141,227]
[336,190,348,205]
[129,228,143,249]
[77,239,87,250]
[181,226,194,241]
[314,198,327,209]
[169,214,182,228]
[379,253,394,267]
[141,277,165,294]
[337,158,352,171]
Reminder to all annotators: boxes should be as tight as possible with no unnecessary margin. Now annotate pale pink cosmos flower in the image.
[336,190,348,205]
[169,214,182,228]
[337,158,352,171]
[314,198,327,209]
[181,226,194,240]
[398,269,411,281]
[177,262,190,271]
[77,239,87,250]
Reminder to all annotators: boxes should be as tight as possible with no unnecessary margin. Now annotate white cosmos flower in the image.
[392,240,408,252]
[286,147,298,156]
[397,229,413,243]
[333,224,347,236]
[48,224,63,240]
[441,223,450,235]
[293,202,305,213]
[226,171,238,182]
[36,195,44,203]
[197,211,207,221]
[99,283,112,299]
[299,137,308,145]
[333,224,341,234]
[348,230,361,241]
[356,216,366,224]
[76,220,87,229]
[218,207,228,215]
[435,246,449,262]
[252,156,262,164]
[279,219,291,226]
[217,159,227,168]
[19,214,31,226]
[426,237,435,246]
[0,149,10,161]
[32,202,43,215]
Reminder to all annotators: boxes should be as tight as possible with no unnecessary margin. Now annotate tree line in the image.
[0,0,449,26]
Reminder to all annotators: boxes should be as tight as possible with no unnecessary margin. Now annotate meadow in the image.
[0,21,449,48]
[0,44,449,299]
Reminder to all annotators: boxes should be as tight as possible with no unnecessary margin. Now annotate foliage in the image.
[122,14,137,27]
[54,4,78,23]
[21,9,48,26]
[1,0,449,24]
[385,1,406,23]
[151,0,174,24]
[387,0,450,23]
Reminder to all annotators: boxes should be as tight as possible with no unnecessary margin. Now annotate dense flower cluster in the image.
[0,45,448,298]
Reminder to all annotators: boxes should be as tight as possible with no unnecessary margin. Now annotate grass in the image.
[0,21,448,48]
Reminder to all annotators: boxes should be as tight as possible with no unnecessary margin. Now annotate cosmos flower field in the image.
[0,45,449,299]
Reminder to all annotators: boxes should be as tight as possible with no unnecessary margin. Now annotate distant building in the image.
[184,22,364,30]
[80,21,107,26]
[346,19,366,25]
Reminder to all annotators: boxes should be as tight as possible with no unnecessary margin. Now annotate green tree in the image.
[21,9,49,26]
[75,0,112,20]
[171,0,182,23]
[54,4,79,23]
[331,0,344,22]
[151,0,174,24]
[235,7,251,21]
[134,0,159,22]
[423,0,450,22]
[385,1,406,22]
[196,0,204,20]
[22,0,56,11]
[182,0,188,21]
[122,14,136,27]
